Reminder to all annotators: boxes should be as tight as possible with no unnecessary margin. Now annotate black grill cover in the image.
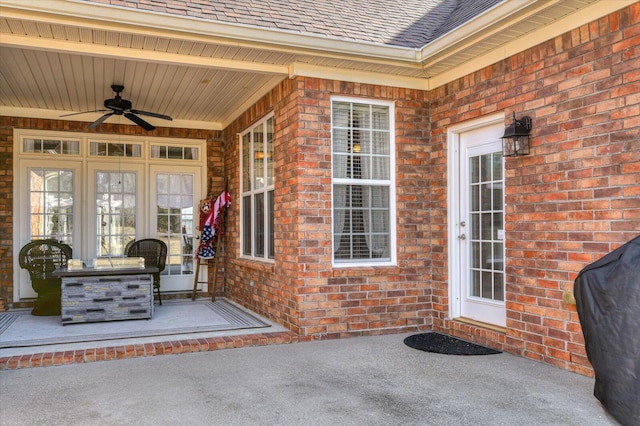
[574,235,640,426]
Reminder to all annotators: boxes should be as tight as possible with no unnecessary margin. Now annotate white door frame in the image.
[447,113,505,322]
[86,161,146,259]
[149,165,204,292]
[14,158,83,300]
[12,129,207,302]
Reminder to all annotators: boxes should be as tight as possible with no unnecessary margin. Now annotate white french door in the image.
[14,131,206,302]
[87,162,145,259]
[149,166,203,292]
[16,160,81,299]
[449,117,506,327]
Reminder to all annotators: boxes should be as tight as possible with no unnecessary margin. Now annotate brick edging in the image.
[0,331,298,370]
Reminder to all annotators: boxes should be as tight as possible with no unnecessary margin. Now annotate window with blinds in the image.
[332,98,395,264]
[240,114,275,261]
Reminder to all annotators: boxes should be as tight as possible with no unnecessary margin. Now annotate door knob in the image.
[458,234,466,240]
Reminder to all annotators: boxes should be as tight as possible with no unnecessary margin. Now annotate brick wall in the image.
[222,4,638,373]
[0,121,12,311]
[221,77,300,331]
[0,117,219,309]
[222,78,433,338]
[430,4,640,375]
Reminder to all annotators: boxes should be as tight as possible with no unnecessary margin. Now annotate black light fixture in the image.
[502,112,532,157]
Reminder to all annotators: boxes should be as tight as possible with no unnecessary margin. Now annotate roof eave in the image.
[0,0,420,63]
[417,0,542,69]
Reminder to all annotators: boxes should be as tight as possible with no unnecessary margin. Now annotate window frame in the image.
[331,96,396,267]
[240,113,275,262]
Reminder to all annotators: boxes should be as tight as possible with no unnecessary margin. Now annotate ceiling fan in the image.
[61,84,173,131]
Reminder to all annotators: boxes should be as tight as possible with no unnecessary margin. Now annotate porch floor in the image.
[0,297,295,370]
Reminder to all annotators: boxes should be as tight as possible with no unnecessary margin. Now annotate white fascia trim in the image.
[428,0,636,89]
[0,106,222,131]
[289,63,428,91]
[0,0,419,63]
[417,0,543,65]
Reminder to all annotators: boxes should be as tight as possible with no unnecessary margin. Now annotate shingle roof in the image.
[82,0,503,48]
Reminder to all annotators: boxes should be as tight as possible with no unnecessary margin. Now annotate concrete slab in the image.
[0,333,615,425]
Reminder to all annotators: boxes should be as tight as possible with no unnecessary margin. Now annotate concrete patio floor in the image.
[0,333,616,426]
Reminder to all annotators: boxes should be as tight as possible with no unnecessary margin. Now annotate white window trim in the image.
[239,113,275,263]
[331,96,397,268]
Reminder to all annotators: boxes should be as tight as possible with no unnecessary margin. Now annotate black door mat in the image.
[404,332,502,355]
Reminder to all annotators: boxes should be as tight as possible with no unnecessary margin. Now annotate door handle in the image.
[458,234,466,240]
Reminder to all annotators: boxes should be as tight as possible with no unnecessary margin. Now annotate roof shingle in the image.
[80,0,503,48]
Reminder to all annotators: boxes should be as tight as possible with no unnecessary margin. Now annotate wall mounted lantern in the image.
[501,112,532,157]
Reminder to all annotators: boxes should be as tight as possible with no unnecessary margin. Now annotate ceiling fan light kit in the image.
[61,84,173,131]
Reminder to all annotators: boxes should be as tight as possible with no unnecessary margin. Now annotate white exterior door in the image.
[149,166,203,292]
[87,162,145,259]
[16,160,81,299]
[449,116,506,327]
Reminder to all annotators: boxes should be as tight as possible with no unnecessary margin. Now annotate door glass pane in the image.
[482,271,493,298]
[494,272,504,301]
[471,213,480,239]
[472,270,481,298]
[470,156,480,183]
[96,171,136,257]
[481,183,492,210]
[468,152,504,301]
[156,173,194,276]
[492,152,502,180]
[28,169,74,247]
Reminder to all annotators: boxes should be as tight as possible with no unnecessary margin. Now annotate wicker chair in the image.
[18,239,72,316]
[126,239,167,305]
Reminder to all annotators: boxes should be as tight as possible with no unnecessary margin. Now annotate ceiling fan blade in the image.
[130,109,173,121]
[60,109,108,118]
[87,113,114,129]
[125,112,155,131]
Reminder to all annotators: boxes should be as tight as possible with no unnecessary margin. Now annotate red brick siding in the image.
[431,4,639,375]
[222,4,639,374]
[222,78,433,338]
[222,77,303,332]
[0,122,13,311]
[0,117,220,309]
